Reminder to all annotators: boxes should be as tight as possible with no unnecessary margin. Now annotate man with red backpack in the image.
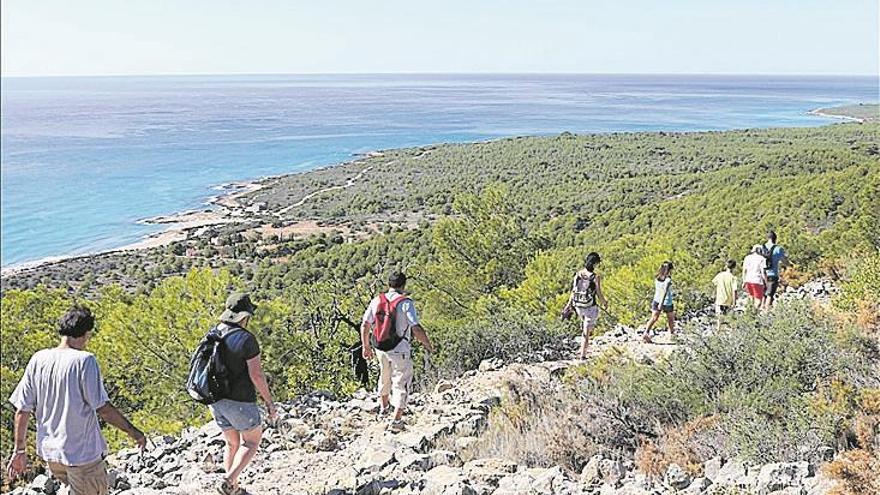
[361,272,434,432]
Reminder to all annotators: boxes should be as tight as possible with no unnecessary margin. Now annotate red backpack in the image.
[370,293,409,351]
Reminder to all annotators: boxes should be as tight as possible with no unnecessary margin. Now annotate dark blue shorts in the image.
[651,301,674,313]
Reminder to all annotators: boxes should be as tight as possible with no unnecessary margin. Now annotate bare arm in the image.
[246,355,276,419]
[96,402,146,448]
[595,274,608,308]
[361,321,374,359]
[411,324,434,354]
[5,410,30,479]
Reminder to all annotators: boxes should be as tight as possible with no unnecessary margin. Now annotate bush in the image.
[462,368,599,473]
[823,449,880,495]
[576,301,878,464]
[423,308,571,387]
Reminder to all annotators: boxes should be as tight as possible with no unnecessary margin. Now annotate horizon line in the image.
[2,70,878,79]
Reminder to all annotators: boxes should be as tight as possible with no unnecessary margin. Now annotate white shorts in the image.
[376,350,413,410]
[575,305,600,334]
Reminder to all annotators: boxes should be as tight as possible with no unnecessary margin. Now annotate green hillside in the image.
[1,122,878,463]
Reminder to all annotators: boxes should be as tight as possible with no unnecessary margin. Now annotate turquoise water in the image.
[1,74,877,266]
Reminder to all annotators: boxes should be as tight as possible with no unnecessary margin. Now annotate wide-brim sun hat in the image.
[220,292,258,323]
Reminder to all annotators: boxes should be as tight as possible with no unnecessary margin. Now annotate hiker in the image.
[712,259,739,329]
[209,292,277,495]
[643,261,675,343]
[6,306,146,495]
[762,230,787,309]
[361,272,434,433]
[568,252,608,359]
[742,245,769,309]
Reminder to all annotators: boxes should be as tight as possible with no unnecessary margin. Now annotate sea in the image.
[1,74,877,267]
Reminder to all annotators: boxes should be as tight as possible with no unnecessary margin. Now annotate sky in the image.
[2,0,878,77]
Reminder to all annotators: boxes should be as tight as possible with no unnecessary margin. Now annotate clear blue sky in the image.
[2,0,877,76]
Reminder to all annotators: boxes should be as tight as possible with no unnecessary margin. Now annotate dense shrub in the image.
[575,301,878,464]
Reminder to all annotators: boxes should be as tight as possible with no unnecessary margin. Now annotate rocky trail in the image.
[12,281,843,495]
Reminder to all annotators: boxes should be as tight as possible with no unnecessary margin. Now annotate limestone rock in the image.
[665,463,692,490]
[756,462,812,494]
[422,465,477,495]
[463,457,517,487]
[702,457,724,481]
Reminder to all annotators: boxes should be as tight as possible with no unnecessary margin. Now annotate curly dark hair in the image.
[58,306,94,338]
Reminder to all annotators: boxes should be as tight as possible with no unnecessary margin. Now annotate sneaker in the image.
[386,419,406,433]
[378,406,391,418]
[216,480,238,495]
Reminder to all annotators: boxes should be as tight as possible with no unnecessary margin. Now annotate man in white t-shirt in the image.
[6,306,146,495]
[361,272,434,432]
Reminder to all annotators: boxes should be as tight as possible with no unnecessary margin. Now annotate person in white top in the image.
[6,306,146,495]
[361,272,434,433]
[742,245,769,309]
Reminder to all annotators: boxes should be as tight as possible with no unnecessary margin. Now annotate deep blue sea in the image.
[1,74,877,266]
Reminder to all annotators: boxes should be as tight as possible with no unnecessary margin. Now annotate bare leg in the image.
[221,429,241,474]
[380,395,390,412]
[645,311,661,330]
[666,311,675,334]
[226,426,262,488]
[644,311,661,342]
[579,323,591,359]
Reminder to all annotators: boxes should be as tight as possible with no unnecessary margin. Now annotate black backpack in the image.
[763,244,776,270]
[185,326,241,404]
[571,273,597,308]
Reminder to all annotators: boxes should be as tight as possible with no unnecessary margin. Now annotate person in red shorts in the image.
[742,245,769,309]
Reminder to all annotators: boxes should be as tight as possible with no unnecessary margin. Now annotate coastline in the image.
[808,108,862,122]
[0,153,380,278]
[0,107,871,279]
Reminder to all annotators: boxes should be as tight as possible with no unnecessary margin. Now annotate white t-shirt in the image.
[742,253,767,285]
[9,348,110,465]
[362,290,419,354]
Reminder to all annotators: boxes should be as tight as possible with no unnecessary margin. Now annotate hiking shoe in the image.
[378,406,391,418]
[386,419,406,433]
[216,480,238,495]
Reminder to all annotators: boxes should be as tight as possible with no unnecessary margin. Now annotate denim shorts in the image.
[209,399,262,432]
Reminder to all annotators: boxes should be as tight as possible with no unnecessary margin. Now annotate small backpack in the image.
[185,326,241,404]
[369,293,409,352]
[571,273,597,309]
[762,244,776,270]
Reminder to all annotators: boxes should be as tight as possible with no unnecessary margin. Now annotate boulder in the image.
[434,381,455,394]
[397,452,433,472]
[357,444,396,475]
[665,463,692,490]
[682,477,712,494]
[530,466,573,494]
[428,450,459,468]
[580,454,626,488]
[756,462,812,494]
[422,465,477,495]
[463,457,517,487]
[29,474,59,495]
[702,457,724,481]
[478,358,504,372]
[712,459,748,486]
[580,454,604,486]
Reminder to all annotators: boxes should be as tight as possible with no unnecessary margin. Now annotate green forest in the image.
[1,122,879,463]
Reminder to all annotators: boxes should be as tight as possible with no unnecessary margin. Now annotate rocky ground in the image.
[9,281,844,495]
